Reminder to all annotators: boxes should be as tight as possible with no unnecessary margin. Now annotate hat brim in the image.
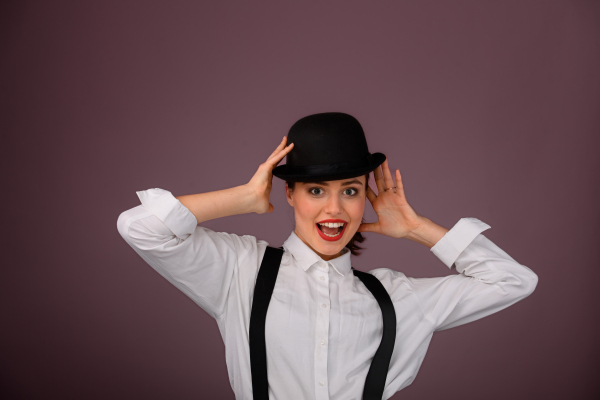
[272,153,386,182]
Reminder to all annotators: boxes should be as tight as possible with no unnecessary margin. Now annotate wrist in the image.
[405,216,449,249]
[236,184,261,214]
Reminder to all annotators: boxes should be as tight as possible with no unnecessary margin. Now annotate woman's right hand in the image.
[247,136,294,214]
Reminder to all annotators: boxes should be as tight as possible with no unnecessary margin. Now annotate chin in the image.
[309,224,353,254]
[296,223,355,257]
[314,242,345,255]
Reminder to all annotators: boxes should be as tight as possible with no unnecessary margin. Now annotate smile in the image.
[316,219,348,242]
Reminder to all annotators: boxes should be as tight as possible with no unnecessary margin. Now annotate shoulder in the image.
[366,267,407,280]
[362,267,411,290]
[366,268,450,290]
[194,226,270,261]
[357,268,421,304]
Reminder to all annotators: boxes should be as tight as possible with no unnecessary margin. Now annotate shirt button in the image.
[319,381,325,386]
[319,276,325,281]
[321,304,327,308]
[320,340,325,345]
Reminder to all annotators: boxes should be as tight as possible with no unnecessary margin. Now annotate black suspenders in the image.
[249,246,285,399]
[249,246,397,400]
[351,269,397,399]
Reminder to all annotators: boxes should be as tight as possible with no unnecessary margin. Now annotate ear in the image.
[285,183,294,207]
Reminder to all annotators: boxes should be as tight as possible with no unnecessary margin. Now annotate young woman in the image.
[117,112,538,400]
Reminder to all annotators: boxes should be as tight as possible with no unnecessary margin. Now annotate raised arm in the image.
[406,218,538,331]
[116,137,294,319]
[175,136,294,223]
[361,158,537,331]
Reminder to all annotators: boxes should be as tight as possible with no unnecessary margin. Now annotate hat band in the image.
[284,155,374,176]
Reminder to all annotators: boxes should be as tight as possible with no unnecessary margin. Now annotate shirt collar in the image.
[282,231,352,276]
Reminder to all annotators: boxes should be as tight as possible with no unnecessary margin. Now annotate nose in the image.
[323,192,342,215]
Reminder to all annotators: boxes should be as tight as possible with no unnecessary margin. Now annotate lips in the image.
[316,219,348,242]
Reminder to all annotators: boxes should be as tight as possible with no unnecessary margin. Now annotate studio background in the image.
[2,1,599,399]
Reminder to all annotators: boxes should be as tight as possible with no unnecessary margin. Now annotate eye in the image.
[343,188,358,196]
[309,187,324,196]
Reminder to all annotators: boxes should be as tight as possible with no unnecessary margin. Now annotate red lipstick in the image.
[315,219,348,242]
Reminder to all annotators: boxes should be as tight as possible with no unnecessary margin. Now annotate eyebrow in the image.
[302,179,363,187]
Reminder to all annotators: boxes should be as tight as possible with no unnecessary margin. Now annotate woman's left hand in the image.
[357,158,424,239]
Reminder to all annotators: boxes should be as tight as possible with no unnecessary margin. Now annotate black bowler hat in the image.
[272,112,386,182]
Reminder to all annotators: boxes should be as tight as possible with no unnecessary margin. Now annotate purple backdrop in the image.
[2,1,599,399]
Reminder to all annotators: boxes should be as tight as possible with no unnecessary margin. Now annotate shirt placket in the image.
[313,260,330,399]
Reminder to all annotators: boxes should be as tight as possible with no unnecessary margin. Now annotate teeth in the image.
[317,222,346,238]
[322,231,341,237]
[318,222,345,228]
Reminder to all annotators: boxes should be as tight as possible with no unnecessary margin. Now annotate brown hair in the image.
[285,172,370,256]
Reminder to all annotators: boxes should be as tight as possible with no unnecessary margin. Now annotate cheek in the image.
[294,199,319,225]
[347,199,366,228]
[350,198,366,218]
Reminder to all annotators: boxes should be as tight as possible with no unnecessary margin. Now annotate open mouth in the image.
[316,220,348,241]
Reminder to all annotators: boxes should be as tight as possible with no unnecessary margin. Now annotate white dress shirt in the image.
[117,188,538,400]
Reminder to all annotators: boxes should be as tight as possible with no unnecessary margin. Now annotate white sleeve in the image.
[406,218,538,332]
[116,188,259,320]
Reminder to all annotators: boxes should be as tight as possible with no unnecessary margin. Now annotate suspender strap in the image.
[249,247,397,400]
[249,246,284,400]
[352,269,397,400]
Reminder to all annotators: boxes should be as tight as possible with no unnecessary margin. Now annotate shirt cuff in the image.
[430,217,491,269]
[136,188,198,239]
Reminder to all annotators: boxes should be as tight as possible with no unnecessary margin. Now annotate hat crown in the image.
[286,112,370,167]
[272,111,385,182]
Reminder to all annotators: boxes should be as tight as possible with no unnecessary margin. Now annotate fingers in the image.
[266,141,294,167]
[395,169,406,199]
[268,136,288,159]
[366,185,377,203]
[381,159,395,191]
[373,165,385,193]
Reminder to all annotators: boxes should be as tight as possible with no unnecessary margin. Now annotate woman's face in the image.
[285,176,367,261]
